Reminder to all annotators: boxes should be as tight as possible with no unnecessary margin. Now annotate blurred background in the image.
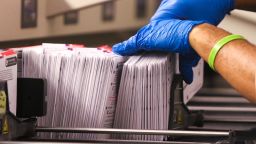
[0,0,255,48]
[1,0,256,95]
[0,0,161,48]
[0,0,256,134]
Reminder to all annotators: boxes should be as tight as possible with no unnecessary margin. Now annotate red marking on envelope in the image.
[67,44,85,51]
[1,50,16,57]
[97,45,112,53]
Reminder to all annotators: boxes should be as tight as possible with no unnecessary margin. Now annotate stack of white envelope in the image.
[13,44,203,140]
[18,44,126,139]
[113,53,175,141]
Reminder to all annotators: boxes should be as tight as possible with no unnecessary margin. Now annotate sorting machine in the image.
[0,0,255,143]
[0,73,255,144]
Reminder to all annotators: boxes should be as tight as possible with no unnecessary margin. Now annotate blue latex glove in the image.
[113,0,234,83]
[113,19,204,83]
[151,0,235,25]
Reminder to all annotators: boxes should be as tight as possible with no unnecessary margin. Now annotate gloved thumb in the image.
[112,35,141,56]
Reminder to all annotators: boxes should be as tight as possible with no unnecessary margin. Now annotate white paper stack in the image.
[13,43,203,140]
[19,45,126,139]
[113,53,175,141]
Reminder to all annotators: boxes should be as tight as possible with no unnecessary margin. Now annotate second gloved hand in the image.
[113,19,204,83]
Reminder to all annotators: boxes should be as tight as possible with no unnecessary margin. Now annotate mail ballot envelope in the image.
[0,50,17,116]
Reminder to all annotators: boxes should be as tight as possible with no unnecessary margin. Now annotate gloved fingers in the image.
[136,20,188,53]
[186,51,201,67]
[114,20,180,55]
[179,54,201,84]
[114,20,202,56]
[112,21,171,56]
[179,59,194,84]
[112,35,141,56]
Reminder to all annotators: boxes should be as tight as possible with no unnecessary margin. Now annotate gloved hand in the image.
[113,0,234,84]
[151,0,235,25]
[113,19,204,83]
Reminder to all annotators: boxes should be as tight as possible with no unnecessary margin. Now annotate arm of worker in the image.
[235,0,256,11]
[112,0,256,102]
[113,0,236,84]
[189,24,256,103]
[112,19,205,84]
[113,19,256,102]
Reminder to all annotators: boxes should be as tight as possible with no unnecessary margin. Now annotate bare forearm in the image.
[235,0,256,11]
[189,23,256,102]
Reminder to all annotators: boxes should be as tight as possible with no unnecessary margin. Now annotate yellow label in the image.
[2,116,8,134]
[177,110,183,125]
[0,91,6,114]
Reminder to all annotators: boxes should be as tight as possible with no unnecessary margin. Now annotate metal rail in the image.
[188,106,256,112]
[36,127,230,137]
[197,88,240,96]
[0,140,213,144]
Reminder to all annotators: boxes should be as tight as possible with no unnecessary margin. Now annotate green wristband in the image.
[208,34,244,71]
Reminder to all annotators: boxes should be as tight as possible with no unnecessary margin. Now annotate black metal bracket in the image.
[17,78,47,118]
[168,75,204,131]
